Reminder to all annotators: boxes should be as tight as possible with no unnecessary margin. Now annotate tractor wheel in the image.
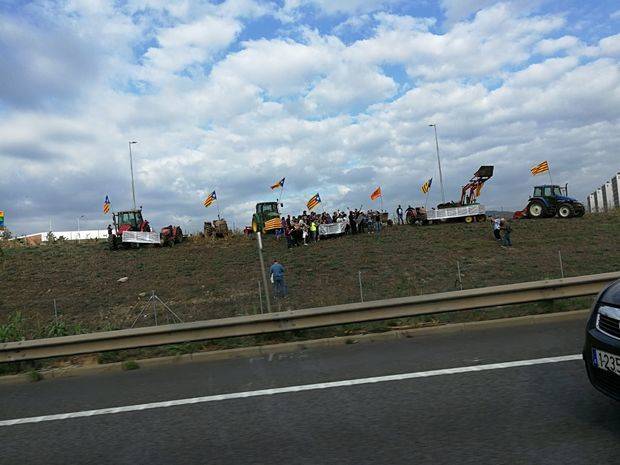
[527,202,545,219]
[557,203,574,218]
[252,219,258,233]
[465,216,474,223]
[107,234,117,251]
[477,214,487,222]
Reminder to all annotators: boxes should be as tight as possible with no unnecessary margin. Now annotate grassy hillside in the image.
[1,212,618,339]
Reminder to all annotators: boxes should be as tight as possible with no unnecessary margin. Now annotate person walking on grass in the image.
[492,216,501,241]
[270,258,288,298]
[500,218,512,247]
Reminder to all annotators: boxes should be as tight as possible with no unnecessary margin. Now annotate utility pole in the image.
[128,141,138,210]
[429,124,446,204]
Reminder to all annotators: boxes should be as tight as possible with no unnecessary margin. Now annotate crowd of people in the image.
[276,209,386,248]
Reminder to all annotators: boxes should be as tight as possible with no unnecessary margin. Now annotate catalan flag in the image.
[306,193,321,210]
[531,161,549,176]
[103,196,111,214]
[203,191,217,208]
[421,178,433,194]
[264,217,282,231]
[271,177,285,190]
[370,187,382,201]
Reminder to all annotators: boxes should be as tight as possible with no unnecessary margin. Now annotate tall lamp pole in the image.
[128,141,138,210]
[77,214,85,244]
[429,124,446,204]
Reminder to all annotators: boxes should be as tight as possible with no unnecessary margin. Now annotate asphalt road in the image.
[1,314,619,465]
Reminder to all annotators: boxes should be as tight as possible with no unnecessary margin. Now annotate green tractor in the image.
[521,185,585,219]
[251,202,281,233]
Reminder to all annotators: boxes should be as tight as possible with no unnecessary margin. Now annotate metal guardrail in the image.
[2,272,618,363]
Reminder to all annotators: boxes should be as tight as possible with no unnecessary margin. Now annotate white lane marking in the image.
[0,354,581,427]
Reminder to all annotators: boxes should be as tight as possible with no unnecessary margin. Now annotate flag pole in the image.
[547,166,554,185]
[280,183,286,205]
[380,194,383,212]
[424,190,430,210]
[215,192,222,220]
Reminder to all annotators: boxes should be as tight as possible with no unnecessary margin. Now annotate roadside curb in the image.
[0,309,589,385]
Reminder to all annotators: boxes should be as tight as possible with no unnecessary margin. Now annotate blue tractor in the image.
[525,185,585,219]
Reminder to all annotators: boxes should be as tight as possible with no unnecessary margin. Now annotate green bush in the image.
[0,312,26,343]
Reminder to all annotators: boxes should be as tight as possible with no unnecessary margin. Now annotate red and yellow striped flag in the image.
[264,217,282,231]
[103,196,111,214]
[530,161,549,176]
[203,191,217,208]
[306,193,321,210]
[370,187,382,200]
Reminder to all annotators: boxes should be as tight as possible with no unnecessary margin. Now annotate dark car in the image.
[583,279,620,400]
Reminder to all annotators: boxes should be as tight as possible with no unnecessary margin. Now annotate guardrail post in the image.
[358,270,364,302]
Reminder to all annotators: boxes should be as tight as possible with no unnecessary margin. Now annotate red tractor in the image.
[108,209,183,250]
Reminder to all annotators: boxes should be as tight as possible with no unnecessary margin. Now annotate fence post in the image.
[358,270,364,302]
[53,299,58,320]
[256,232,272,313]
[559,250,565,279]
[258,280,263,314]
[456,261,463,290]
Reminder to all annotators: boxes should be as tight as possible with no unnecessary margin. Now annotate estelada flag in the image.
[421,178,433,194]
[531,161,549,176]
[271,177,285,190]
[203,191,217,208]
[264,217,282,231]
[370,187,382,200]
[306,193,321,210]
[103,196,111,214]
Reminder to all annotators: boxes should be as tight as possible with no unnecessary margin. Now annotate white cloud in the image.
[598,34,620,57]
[535,35,580,55]
[142,16,242,77]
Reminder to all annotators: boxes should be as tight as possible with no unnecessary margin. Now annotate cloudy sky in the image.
[0,0,618,234]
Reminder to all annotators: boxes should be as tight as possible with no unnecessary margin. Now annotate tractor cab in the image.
[532,185,567,200]
[251,202,281,233]
[113,209,151,234]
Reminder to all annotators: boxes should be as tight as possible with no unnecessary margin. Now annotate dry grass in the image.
[0,211,618,340]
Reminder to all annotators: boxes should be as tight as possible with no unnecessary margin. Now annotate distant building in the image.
[18,230,109,244]
[588,173,619,213]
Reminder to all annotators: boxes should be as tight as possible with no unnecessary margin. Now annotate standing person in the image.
[375,212,382,235]
[492,216,501,241]
[396,205,404,225]
[107,224,113,235]
[500,219,512,247]
[270,258,288,298]
[349,210,357,235]
[310,220,317,242]
[284,224,293,249]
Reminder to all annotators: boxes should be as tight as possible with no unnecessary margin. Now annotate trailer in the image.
[426,204,487,224]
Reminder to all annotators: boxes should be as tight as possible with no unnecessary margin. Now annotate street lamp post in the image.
[77,215,85,244]
[128,141,138,210]
[429,124,446,204]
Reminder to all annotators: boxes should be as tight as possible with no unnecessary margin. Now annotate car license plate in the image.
[592,349,620,376]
